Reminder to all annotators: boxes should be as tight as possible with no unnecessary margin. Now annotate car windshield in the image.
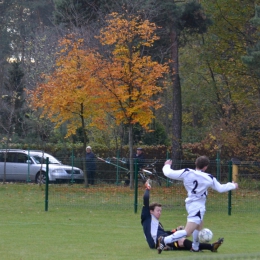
[30,153,61,164]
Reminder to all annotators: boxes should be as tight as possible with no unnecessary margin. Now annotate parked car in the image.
[0,149,84,184]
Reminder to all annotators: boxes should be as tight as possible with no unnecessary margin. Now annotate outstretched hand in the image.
[145,180,151,190]
[172,226,184,233]
[177,225,184,231]
[232,181,239,189]
[164,160,172,166]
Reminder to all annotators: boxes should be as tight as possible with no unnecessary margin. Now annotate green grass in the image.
[0,183,259,260]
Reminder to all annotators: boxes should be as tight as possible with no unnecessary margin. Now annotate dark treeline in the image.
[0,0,260,163]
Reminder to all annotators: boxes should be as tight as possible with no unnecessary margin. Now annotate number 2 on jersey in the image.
[192,180,198,194]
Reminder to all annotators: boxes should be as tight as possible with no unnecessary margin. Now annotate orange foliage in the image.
[28,35,105,137]
[95,12,169,129]
[29,13,168,137]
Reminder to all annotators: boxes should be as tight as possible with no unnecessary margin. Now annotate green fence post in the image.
[134,158,138,213]
[166,150,170,187]
[116,150,119,185]
[45,157,49,212]
[216,150,220,181]
[27,149,31,183]
[70,149,74,184]
[228,160,232,216]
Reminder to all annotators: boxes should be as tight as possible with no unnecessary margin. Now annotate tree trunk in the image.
[170,26,182,168]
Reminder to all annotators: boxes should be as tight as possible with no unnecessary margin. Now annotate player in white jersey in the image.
[157,155,238,254]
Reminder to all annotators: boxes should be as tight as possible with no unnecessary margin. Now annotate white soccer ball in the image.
[198,228,213,243]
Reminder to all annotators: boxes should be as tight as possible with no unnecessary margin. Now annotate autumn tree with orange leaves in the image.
[94,13,168,188]
[28,36,105,185]
[29,13,168,188]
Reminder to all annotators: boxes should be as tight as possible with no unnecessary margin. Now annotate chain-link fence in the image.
[0,148,259,213]
[45,157,260,214]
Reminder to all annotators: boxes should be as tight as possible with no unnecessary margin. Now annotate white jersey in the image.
[163,165,237,204]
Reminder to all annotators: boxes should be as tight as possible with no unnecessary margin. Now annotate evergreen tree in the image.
[0,62,25,137]
[53,0,115,27]
[242,5,260,79]
[149,0,212,164]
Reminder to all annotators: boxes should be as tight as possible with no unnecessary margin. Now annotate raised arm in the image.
[212,178,238,193]
[143,189,150,207]
[163,162,187,180]
[141,184,151,225]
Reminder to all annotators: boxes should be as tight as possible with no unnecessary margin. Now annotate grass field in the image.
[0,183,259,260]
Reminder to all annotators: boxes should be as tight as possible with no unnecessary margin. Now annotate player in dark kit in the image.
[141,180,224,252]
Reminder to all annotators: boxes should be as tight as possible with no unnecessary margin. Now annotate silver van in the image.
[0,149,84,184]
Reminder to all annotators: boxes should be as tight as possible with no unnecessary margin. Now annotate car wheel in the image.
[35,171,46,184]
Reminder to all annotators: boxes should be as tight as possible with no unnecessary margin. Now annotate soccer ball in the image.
[198,228,213,243]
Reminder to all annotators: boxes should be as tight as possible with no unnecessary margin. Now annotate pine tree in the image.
[0,62,25,141]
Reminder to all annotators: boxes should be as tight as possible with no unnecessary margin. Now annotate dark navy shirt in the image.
[86,152,96,171]
[141,189,172,249]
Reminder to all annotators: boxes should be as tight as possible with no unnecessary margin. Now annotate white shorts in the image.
[186,201,205,225]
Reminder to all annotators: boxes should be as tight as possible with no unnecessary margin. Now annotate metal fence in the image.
[0,149,259,213]
[45,158,260,214]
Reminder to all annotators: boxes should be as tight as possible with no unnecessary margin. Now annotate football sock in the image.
[199,242,212,250]
[183,239,192,249]
[164,230,187,244]
[192,230,199,251]
[183,239,212,251]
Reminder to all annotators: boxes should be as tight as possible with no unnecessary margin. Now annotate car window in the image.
[16,153,29,163]
[0,152,12,162]
[30,153,61,164]
[5,153,16,162]
[0,153,5,162]
[4,153,28,163]
[31,155,46,164]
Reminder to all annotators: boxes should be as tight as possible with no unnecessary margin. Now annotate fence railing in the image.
[43,157,260,214]
[0,149,259,213]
